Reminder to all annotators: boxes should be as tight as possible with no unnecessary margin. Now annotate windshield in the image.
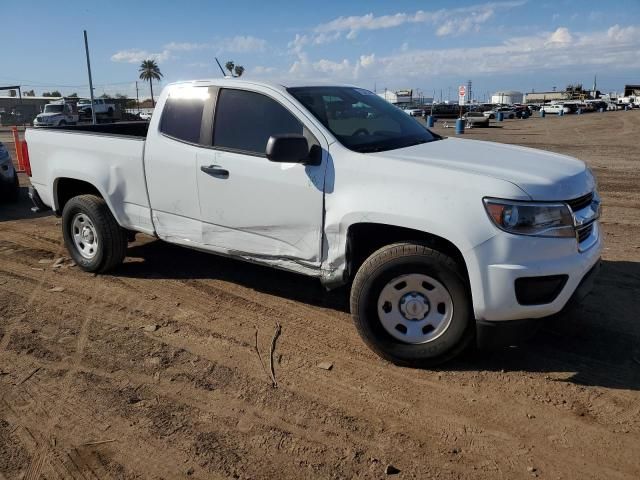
[44,105,64,113]
[288,86,439,153]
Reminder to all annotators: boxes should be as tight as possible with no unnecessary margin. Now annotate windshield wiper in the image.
[355,145,389,153]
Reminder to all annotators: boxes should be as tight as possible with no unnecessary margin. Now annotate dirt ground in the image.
[1,112,639,479]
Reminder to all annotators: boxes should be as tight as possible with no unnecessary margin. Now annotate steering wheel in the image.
[352,128,370,136]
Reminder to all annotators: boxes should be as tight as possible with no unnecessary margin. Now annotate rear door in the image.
[195,86,327,265]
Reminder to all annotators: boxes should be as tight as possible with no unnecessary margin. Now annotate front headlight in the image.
[483,198,574,238]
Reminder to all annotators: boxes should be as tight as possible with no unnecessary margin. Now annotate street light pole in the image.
[136,81,140,113]
[83,30,97,125]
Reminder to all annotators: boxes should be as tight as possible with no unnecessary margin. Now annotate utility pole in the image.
[83,30,97,125]
[135,81,140,113]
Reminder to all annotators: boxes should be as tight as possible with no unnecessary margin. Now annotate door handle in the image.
[200,164,229,179]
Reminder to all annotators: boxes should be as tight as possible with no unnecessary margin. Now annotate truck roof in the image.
[167,78,357,92]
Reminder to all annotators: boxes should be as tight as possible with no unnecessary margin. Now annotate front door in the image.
[196,87,327,265]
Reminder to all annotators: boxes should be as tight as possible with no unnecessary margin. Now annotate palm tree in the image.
[138,59,163,107]
[234,65,245,77]
[225,61,235,76]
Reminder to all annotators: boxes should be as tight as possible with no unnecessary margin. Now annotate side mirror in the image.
[266,134,309,163]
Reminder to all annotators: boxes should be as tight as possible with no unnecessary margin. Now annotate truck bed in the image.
[26,123,155,235]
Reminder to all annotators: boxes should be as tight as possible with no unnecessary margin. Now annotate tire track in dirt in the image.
[2,232,636,476]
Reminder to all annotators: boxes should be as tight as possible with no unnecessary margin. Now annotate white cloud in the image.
[547,27,572,44]
[186,62,210,68]
[313,31,342,45]
[164,42,208,51]
[359,53,376,68]
[111,49,171,64]
[158,35,267,53]
[275,25,640,85]
[311,1,525,40]
[252,65,277,74]
[220,35,267,53]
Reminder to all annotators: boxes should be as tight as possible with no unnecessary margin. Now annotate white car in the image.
[33,103,79,127]
[24,79,602,366]
[483,107,516,119]
[77,98,116,116]
[138,111,153,120]
[540,104,571,114]
[403,108,424,117]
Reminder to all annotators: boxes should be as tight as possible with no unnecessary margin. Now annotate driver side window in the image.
[213,89,303,155]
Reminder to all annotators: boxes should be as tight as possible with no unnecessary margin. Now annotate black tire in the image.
[108,108,114,116]
[58,120,66,127]
[62,194,127,273]
[350,242,474,367]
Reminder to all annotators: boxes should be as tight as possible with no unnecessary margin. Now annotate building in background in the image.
[523,91,571,104]
[623,84,640,97]
[491,90,523,105]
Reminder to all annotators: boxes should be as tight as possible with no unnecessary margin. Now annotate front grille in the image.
[577,224,593,243]
[566,192,593,212]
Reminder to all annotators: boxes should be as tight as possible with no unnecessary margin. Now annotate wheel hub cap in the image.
[377,273,454,344]
[71,213,99,259]
[81,226,94,243]
[399,293,430,320]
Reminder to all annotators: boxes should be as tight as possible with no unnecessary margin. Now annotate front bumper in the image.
[475,260,600,348]
[466,221,602,322]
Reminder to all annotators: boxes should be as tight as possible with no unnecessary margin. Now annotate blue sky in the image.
[2,0,639,101]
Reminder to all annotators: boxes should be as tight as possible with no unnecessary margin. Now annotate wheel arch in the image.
[53,177,105,215]
[345,222,470,286]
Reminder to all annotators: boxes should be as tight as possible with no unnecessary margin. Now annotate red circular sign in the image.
[459,85,466,96]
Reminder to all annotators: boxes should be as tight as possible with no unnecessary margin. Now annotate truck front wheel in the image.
[350,242,474,366]
[62,195,127,273]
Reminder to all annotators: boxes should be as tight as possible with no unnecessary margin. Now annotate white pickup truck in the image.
[24,79,602,365]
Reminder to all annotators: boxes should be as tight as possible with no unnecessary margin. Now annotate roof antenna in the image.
[214,57,227,77]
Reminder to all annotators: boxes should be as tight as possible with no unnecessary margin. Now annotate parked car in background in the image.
[78,98,116,117]
[463,111,490,127]
[24,79,602,366]
[0,140,19,201]
[540,104,571,115]
[513,106,531,118]
[403,107,425,117]
[483,107,516,119]
[33,102,79,127]
[138,111,153,120]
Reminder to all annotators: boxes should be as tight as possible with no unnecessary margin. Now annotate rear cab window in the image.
[160,87,209,144]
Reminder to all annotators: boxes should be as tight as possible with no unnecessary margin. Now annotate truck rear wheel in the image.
[350,242,474,366]
[62,194,127,273]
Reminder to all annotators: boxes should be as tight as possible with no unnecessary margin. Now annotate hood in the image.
[38,112,62,119]
[374,137,594,200]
